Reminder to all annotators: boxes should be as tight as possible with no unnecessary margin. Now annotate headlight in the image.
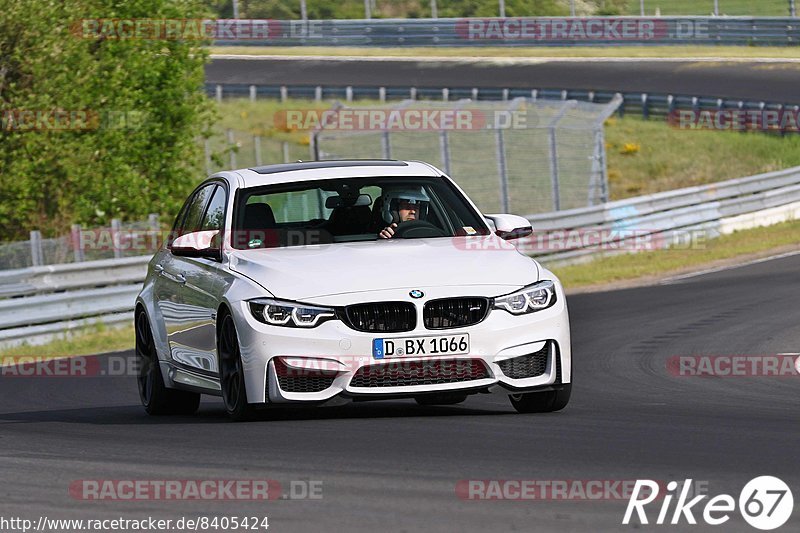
[249,298,337,328]
[494,280,557,315]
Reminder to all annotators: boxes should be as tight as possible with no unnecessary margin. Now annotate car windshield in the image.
[231,176,491,250]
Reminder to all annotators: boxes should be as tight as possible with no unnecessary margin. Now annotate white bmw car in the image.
[135,160,571,420]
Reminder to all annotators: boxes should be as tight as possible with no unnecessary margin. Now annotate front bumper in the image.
[233,287,571,405]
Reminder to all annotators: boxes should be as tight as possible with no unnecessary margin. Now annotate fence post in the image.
[495,128,510,213]
[111,219,122,259]
[71,224,84,262]
[792,0,797,17]
[713,0,719,16]
[254,135,263,166]
[439,130,451,175]
[431,0,438,18]
[148,214,160,254]
[381,131,392,159]
[640,0,645,16]
[29,230,43,267]
[204,139,212,175]
[283,141,290,163]
[227,129,237,168]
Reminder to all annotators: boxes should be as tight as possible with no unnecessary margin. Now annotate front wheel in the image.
[509,384,571,413]
[135,310,200,415]
[218,314,257,422]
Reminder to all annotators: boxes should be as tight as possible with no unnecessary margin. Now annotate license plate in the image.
[373,334,470,359]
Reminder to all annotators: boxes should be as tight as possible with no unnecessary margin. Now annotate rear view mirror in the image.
[325,193,372,209]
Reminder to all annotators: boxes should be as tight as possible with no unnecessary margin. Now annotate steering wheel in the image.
[392,220,446,239]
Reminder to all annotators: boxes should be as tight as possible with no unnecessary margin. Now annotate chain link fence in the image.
[311,97,621,215]
[0,216,161,270]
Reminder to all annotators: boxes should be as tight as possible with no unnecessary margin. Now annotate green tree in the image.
[0,0,215,240]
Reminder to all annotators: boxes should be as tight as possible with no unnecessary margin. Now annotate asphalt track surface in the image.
[2,253,799,532]
[206,57,800,103]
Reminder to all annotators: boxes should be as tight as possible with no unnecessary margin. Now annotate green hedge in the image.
[0,0,215,241]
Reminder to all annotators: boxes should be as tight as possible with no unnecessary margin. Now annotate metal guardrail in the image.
[206,83,800,126]
[213,17,800,47]
[2,165,800,348]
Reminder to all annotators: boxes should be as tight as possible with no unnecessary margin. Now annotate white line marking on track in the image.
[210,54,800,64]
[660,249,800,285]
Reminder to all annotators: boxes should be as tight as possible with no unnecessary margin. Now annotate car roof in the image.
[228,160,444,188]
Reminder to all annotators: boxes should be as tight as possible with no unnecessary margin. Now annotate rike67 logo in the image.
[623,477,793,530]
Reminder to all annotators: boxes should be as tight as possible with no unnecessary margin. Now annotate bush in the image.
[0,0,215,240]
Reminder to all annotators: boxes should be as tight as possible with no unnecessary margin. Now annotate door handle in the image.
[175,273,187,285]
[153,264,164,273]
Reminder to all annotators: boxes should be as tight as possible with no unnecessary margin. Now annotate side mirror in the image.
[484,214,533,241]
[170,230,222,261]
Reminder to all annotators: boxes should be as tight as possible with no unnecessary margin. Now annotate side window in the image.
[201,186,227,231]
[181,185,215,234]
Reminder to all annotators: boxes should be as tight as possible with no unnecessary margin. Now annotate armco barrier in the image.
[2,165,800,348]
[212,17,800,47]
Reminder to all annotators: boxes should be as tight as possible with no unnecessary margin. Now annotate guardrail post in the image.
[215,84,222,103]
[71,224,84,263]
[111,219,122,259]
[502,88,509,101]
[442,88,449,102]
[641,93,649,120]
[280,86,288,102]
[472,88,479,100]
[431,0,438,18]
[346,86,353,102]
[249,85,256,102]
[254,135,263,166]
[410,87,417,100]
[531,89,538,102]
[561,90,568,101]
[495,128,510,213]
[283,141,290,163]
[692,96,699,114]
[379,87,386,102]
[588,91,595,103]
[315,86,322,103]
[30,230,43,267]
[667,95,675,115]
[792,0,797,17]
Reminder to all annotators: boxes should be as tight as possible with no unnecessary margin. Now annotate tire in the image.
[509,384,571,414]
[135,310,200,416]
[218,314,257,422]
[414,392,468,406]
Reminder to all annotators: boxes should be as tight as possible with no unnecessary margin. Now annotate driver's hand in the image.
[379,223,397,239]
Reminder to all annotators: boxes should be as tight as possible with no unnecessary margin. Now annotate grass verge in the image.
[211,46,800,59]
[0,323,134,361]
[550,219,800,289]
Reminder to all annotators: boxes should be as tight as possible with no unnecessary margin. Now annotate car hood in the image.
[228,236,539,301]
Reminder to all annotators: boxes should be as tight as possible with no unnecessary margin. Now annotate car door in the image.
[167,183,227,375]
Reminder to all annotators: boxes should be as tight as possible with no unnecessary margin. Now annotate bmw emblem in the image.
[409,290,424,299]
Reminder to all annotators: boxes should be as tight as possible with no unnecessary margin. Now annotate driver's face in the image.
[397,200,417,221]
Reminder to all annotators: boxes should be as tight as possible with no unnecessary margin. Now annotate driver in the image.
[378,186,430,239]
